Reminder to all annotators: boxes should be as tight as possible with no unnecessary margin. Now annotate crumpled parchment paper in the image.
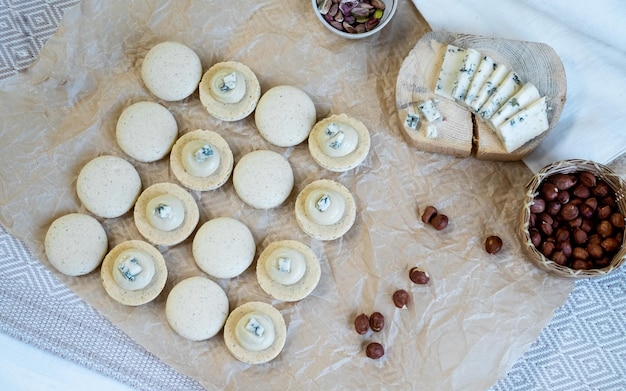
[0,0,578,389]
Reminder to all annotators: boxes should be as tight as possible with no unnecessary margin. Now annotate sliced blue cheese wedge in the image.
[495,97,549,152]
[468,63,509,112]
[451,48,482,101]
[463,55,496,107]
[479,71,522,119]
[489,82,541,128]
[435,45,468,100]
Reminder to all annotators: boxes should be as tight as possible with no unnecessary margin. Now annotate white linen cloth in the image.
[412,0,626,172]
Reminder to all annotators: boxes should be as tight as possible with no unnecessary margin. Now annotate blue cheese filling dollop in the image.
[181,140,221,178]
[235,312,275,352]
[210,70,246,104]
[305,189,346,226]
[112,249,156,291]
[317,122,359,158]
[264,247,306,286]
[146,194,185,232]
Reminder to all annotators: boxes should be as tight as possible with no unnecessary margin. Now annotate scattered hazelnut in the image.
[421,205,438,224]
[365,342,384,359]
[430,214,448,230]
[392,290,410,308]
[354,313,370,335]
[409,267,429,284]
[485,235,503,254]
[369,312,385,332]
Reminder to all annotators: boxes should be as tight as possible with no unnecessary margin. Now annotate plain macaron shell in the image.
[141,41,202,102]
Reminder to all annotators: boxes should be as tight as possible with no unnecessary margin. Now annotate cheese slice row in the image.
[435,44,549,153]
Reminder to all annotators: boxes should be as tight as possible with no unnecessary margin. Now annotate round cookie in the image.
[76,155,142,219]
[134,182,199,247]
[101,240,167,306]
[44,213,108,276]
[294,179,357,241]
[223,301,287,364]
[141,41,202,102]
[192,217,256,279]
[199,61,261,121]
[116,101,178,163]
[254,85,316,147]
[165,276,229,341]
[233,150,294,209]
[256,240,321,302]
[170,129,233,191]
[308,114,371,172]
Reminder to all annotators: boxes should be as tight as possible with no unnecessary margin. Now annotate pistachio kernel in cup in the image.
[317,0,386,34]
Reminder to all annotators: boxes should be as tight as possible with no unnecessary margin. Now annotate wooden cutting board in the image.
[395,31,567,161]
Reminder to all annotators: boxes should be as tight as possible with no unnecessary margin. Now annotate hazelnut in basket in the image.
[520,159,626,278]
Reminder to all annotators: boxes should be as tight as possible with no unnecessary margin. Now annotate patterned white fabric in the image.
[1,1,625,390]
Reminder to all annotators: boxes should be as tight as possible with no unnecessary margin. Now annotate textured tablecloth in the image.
[0,1,625,390]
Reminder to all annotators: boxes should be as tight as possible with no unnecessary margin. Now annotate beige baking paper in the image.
[0,0,584,389]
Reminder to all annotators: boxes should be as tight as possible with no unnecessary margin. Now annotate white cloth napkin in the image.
[411,0,626,173]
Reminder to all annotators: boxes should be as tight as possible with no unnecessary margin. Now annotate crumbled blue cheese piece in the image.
[489,82,541,128]
[496,97,549,152]
[119,257,142,282]
[245,317,265,337]
[425,124,438,139]
[435,44,468,100]
[155,203,173,220]
[405,112,420,130]
[451,48,482,101]
[479,71,522,119]
[220,72,237,92]
[277,257,291,273]
[418,99,441,122]
[468,63,509,112]
[464,55,496,106]
[194,144,214,162]
[316,194,331,212]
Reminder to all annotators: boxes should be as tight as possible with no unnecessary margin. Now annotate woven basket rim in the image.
[520,159,626,278]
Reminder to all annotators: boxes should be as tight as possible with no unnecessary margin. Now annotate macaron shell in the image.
[254,85,316,147]
[116,101,178,163]
[233,150,294,209]
[199,61,261,121]
[192,217,256,279]
[308,113,371,172]
[256,240,321,302]
[141,41,202,102]
[44,213,108,276]
[100,240,167,307]
[294,179,357,241]
[165,276,229,341]
[223,301,287,364]
[133,182,200,247]
[76,155,142,219]
[169,129,234,191]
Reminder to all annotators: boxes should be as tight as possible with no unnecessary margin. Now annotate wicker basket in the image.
[519,159,626,278]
